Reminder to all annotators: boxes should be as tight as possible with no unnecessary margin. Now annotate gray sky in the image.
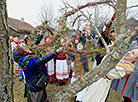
[7,0,75,27]
[7,0,138,27]
[7,0,103,27]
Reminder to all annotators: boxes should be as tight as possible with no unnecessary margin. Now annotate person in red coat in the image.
[56,38,69,86]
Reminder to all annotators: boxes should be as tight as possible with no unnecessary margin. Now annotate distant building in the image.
[8,17,35,38]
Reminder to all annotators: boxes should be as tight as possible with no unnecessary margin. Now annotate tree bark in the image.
[0,0,14,102]
[54,29,138,102]
[54,0,137,101]
[115,0,127,35]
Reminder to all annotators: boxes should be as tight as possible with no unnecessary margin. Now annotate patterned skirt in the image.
[56,59,69,80]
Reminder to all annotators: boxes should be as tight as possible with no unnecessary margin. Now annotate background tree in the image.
[38,2,54,28]
[0,0,13,102]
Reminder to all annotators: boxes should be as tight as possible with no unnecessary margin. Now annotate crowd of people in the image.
[10,20,138,102]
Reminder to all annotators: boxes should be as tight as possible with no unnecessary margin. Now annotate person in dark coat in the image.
[79,29,86,45]
[13,32,62,102]
[95,31,111,66]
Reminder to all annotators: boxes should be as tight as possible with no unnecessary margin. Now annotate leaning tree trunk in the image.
[0,0,13,102]
[54,0,137,101]
[54,28,138,102]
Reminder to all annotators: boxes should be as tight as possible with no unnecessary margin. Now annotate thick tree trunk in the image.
[54,0,137,101]
[54,29,138,102]
[115,0,127,35]
[0,0,14,102]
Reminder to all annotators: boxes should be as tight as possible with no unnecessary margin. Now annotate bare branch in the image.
[71,15,82,27]
[63,1,113,18]
[127,4,138,9]
[80,10,110,54]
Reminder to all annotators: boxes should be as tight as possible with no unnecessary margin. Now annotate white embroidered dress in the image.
[76,59,134,102]
[47,59,54,75]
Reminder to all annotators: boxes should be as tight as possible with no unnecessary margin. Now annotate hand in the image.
[86,30,91,36]
[136,82,138,87]
[85,24,91,30]
[106,19,113,26]
[56,47,62,53]
[40,29,44,35]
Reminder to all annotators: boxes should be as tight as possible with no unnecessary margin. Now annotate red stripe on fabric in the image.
[57,78,69,82]
[48,70,54,73]
[56,72,68,76]
[121,74,131,95]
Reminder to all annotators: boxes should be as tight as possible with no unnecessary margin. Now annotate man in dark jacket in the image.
[79,29,86,45]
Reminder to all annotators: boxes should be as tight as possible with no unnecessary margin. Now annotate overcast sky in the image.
[7,0,79,27]
[7,0,111,27]
[7,0,138,27]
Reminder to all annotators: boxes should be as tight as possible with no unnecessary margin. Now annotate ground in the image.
[13,60,125,102]
[13,75,124,102]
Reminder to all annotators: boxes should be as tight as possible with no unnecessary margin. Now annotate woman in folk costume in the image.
[110,40,138,102]
[45,36,55,84]
[85,29,93,71]
[70,41,85,83]
[69,38,80,78]
[18,39,26,81]
[76,48,138,102]
[13,32,62,102]
[74,38,80,48]
[11,36,20,75]
[56,38,69,86]
[79,42,89,73]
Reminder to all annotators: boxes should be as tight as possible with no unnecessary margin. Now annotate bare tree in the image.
[38,2,54,27]
[0,0,13,102]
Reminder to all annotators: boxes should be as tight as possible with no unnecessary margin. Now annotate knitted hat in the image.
[45,36,50,41]
[77,42,84,50]
[74,38,80,42]
[13,44,31,63]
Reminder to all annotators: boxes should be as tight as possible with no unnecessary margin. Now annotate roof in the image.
[8,17,35,34]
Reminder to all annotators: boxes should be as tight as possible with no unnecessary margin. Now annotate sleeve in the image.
[106,65,126,80]
[86,35,92,40]
[35,50,57,66]
[127,41,136,50]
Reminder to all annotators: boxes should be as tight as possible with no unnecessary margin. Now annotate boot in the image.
[62,81,65,85]
[59,82,62,86]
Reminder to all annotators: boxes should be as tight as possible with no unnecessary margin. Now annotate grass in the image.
[13,75,124,102]
[13,60,133,102]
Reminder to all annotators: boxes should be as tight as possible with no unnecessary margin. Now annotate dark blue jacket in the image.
[19,51,58,92]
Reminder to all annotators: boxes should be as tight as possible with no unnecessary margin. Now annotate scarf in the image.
[13,44,34,63]
[18,55,36,71]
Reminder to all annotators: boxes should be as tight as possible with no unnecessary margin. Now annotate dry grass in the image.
[13,60,134,102]
[13,76,124,102]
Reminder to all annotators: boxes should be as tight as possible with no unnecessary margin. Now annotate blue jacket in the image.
[19,51,58,92]
[111,41,138,102]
